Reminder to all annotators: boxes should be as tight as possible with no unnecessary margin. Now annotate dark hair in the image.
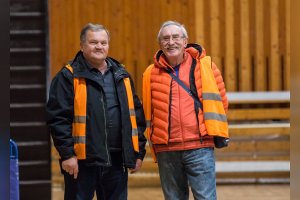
[80,23,110,42]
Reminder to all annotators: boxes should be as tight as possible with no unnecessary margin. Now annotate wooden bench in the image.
[227,91,290,104]
[214,91,290,183]
[214,123,290,183]
[227,91,290,121]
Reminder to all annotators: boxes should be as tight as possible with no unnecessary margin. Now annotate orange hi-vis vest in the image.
[142,56,229,162]
[65,64,139,160]
[199,57,228,138]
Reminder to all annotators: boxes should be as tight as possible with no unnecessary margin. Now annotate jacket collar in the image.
[69,51,129,82]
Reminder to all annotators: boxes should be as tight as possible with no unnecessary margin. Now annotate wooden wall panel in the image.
[255,0,266,91]
[49,0,290,96]
[240,0,251,91]
[123,0,133,75]
[285,0,290,90]
[234,0,241,91]
[264,0,271,90]
[194,0,205,45]
[224,0,236,91]
[203,1,211,54]
[270,0,281,90]
[210,0,222,72]
[135,0,147,93]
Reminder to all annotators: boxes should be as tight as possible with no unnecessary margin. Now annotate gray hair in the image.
[80,23,110,43]
[157,20,188,42]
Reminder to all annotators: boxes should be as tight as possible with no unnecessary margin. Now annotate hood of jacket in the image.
[153,43,207,70]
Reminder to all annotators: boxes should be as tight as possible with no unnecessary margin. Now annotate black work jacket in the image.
[47,52,147,168]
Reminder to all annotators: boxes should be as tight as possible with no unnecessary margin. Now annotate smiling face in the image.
[158,25,187,66]
[80,30,109,67]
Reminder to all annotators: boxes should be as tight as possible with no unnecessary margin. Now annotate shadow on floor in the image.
[52,184,289,200]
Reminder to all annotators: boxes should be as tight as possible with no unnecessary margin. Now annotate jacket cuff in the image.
[58,148,76,161]
[136,151,146,161]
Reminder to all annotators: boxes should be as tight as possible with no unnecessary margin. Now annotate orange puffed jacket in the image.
[143,44,228,162]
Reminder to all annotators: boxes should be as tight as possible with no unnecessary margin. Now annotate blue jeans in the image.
[156,148,216,200]
[62,152,128,200]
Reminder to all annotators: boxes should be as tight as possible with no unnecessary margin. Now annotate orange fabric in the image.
[149,67,171,144]
[150,52,207,145]
[123,77,139,152]
[154,138,214,153]
[74,144,86,160]
[72,123,86,136]
[198,56,228,137]
[65,64,87,159]
[66,65,140,159]
[142,65,156,161]
[204,120,228,137]
[73,78,87,116]
[165,54,200,144]
[143,46,228,158]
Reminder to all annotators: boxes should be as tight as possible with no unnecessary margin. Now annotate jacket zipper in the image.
[114,75,126,170]
[177,74,185,142]
[192,59,203,144]
[100,95,111,166]
[168,78,172,143]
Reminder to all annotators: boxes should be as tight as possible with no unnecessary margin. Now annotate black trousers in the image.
[62,152,128,200]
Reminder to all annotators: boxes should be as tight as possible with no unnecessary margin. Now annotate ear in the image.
[80,42,83,52]
[183,38,188,47]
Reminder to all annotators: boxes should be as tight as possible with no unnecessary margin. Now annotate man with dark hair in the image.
[47,23,146,200]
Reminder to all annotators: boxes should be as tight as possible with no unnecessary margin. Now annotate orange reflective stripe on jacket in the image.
[65,64,87,159]
[123,77,139,152]
[65,64,139,160]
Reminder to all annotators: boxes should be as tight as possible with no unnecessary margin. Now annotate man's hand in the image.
[129,159,143,174]
[62,156,79,179]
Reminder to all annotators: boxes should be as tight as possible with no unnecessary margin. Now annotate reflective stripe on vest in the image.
[65,64,139,160]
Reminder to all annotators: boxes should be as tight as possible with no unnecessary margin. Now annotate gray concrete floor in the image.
[52,184,290,200]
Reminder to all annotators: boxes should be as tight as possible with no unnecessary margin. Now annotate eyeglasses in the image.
[160,34,185,44]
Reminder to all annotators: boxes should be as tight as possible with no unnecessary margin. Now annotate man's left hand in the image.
[129,159,143,174]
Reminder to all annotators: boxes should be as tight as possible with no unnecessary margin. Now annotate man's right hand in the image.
[62,156,79,179]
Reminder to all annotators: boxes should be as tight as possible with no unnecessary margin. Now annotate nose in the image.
[95,43,102,49]
[168,38,175,45]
